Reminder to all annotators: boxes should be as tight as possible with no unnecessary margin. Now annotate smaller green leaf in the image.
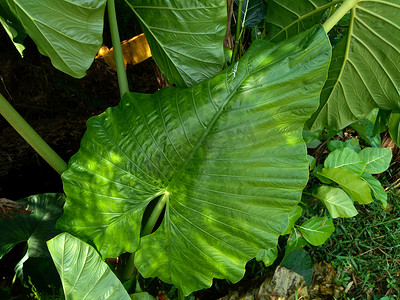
[351,109,381,148]
[359,148,392,174]
[285,228,307,255]
[47,233,130,300]
[280,249,313,287]
[307,155,316,171]
[327,139,361,153]
[282,205,303,235]
[298,217,334,246]
[0,2,26,55]
[325,148,366,175]
[388,112,400,147]
[360,173,387,208]
[319,167,373,204]
[256,247,278,267]
[236,0,268,27]
[315,185,358,218]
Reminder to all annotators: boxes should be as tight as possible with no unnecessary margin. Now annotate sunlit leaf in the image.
[47,233,130,300]
[316,185,358,218]
[360,172,387,207]
[298,216,334,246]
[359,147,392,174]
[59,26,331,295]
[324,147,366,175]
[125,0,226,87]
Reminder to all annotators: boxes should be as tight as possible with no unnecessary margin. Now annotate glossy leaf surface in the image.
[2,0,107,78]
[359,147,392,174]
[125,0,226,87]
[309,0,400,130]
[316,185,358,218]
[298,216,334,246]
[324,147,366,175]
[59,26,331,295]
[265,0,334,42]
[0,194,63,287]
[319,167,373,204]
[47,233,130,300]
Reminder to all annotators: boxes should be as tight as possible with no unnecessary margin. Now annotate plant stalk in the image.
[107,0,129,97]
[231,0,244,63]
[120,192,169,282]
[322,0,359,33]
[0,93,67,175]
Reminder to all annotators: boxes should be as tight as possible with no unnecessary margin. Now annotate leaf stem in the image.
[231,0,244,63]
[0,93,67,174]
[120,192,169,282]
[322,0,359,33]
[107,0,129,97]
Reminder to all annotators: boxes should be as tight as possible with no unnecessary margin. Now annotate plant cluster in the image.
[0,0,399,299]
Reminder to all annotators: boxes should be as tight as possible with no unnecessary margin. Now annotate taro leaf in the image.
[360,172,387,207]
[256,247,278,267]
[280,248,313,287]
[59,26,331,295]
[235,0,268,28]
[319,167,373,204]
[0,2,26,55]
[309,0,400,131]
[324,147,366,175]
[47,233,130,300]
[1,0,107,78]
[359,147,392,174]
[282,205,303,235]
[285,227,308,254]
[298,216,334,246]
[124,0,226,87]
[0,194,64,288]
[388,111,400,145]
[315,185,358,218]
[265,0,334,42]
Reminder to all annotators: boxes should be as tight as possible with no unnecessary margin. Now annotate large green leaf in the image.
[47,233,130,300]
[124,0,226,87]
[316,185,358,218]
[59,26,331,294]
[319,167,373,204]
[309,0,400,130]
[1,0,106,78]
[0,194,64,288]
[265,0,335,42]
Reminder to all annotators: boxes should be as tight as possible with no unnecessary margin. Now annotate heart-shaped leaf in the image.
[59,26,331,295]
[298,216,334,246]
[125,0,226,87]
[324,147,366,175]
[47,233,130,300]
[1,0,107,78]
[0,194,64,288]
[316,185,358,218]
[359,147,392,174]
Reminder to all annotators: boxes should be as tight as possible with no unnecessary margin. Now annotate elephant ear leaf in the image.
[47,233,130,300]
[59,25,331,295]
[1,0,107,78]
[0,194,64,289]
[308,0,400,131]
[124,0,226,87]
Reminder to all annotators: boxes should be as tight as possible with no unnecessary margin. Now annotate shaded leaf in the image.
[316,185,358,218]
[360,172,387,207]
[327,138,361,153]
[351,109,381,147]
[388,111,400,145]
[307,155,316,170]
[130,293,156,300]
[282,205,303,235]
[298,216,335,246]
[47,233,130,300]
[0,1,25,55]
[281,249,313,287]
[319,167,373,204]
[309,0,400,130]
[359,147,392,174]
[1,0,107,78]
[324,147,366,175]
[0,194,63,288]
[256,247,278,267]
[125,0,226,87]
[285,227,307,254]
[236,0,268,28]
[59,26,331,295]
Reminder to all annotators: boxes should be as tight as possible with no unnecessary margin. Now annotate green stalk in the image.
[323,0,359,33]
[121,192,169,282]
[107,0,129,97]
[0,93,67,175]
[231,0,244,63]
